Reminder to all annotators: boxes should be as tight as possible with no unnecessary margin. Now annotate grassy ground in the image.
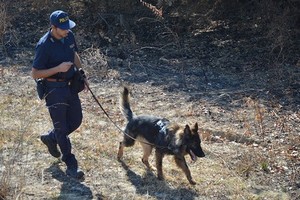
[0,57,299,199]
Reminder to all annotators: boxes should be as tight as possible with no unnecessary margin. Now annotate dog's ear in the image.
[183,125,193,144]
[191,122,198,134]
[184,124,192,136]
[123,86,129,95]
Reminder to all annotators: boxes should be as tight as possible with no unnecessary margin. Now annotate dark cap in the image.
[50,10,76,30]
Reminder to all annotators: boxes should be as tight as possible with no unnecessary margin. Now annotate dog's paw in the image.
[150,166,157,171]
[146,165,156,172]
[142,159,156,171]
[157,174,164,180]
[189,180,196,185]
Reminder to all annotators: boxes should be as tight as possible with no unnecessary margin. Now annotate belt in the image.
[44,79,70,88]
[45,78,67,82]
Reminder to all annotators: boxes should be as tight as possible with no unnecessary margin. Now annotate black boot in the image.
[41,135,61,158]
[63,154,84,179]
[66,166,85,179]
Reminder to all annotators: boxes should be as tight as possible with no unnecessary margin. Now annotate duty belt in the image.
[44,79,70,87]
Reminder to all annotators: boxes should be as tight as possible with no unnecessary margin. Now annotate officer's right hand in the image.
[58,62,73,72]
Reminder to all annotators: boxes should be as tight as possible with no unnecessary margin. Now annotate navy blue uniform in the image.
[33,30,82,168]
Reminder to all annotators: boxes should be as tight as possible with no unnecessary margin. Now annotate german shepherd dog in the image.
[117,87,205,185]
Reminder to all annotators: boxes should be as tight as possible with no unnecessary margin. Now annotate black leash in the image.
[84,80,124,134]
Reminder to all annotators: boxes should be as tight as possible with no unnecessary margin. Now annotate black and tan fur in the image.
[117,87,205,185]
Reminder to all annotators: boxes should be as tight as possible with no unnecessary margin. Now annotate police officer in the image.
[31,10,86,179]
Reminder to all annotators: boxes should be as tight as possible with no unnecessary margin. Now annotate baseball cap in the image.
[50,10,76,30]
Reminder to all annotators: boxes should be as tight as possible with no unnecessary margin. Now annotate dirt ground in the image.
[0,0,299,199]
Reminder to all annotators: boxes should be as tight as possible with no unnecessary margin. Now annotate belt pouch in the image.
[36,79,46,100]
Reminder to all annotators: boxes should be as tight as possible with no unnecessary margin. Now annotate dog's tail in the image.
[120,87,134,121]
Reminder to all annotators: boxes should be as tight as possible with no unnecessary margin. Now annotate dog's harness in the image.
[156,119,169,136]
[155,119,176,151]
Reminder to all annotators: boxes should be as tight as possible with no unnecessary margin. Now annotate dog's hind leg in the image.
[141,144,155,170]
[117,133,136,160]
[117,141,125,160]
[174,156,196,185]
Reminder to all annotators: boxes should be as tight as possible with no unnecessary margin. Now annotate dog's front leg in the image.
[155,150,164,180]
[174,156,196,185]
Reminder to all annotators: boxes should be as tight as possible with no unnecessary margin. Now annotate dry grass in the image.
[0,61,299,199]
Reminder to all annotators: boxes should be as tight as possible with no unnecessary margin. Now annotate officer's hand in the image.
[58,62,73,72]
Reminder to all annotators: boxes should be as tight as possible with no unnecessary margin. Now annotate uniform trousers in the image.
[45,81,82,167]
